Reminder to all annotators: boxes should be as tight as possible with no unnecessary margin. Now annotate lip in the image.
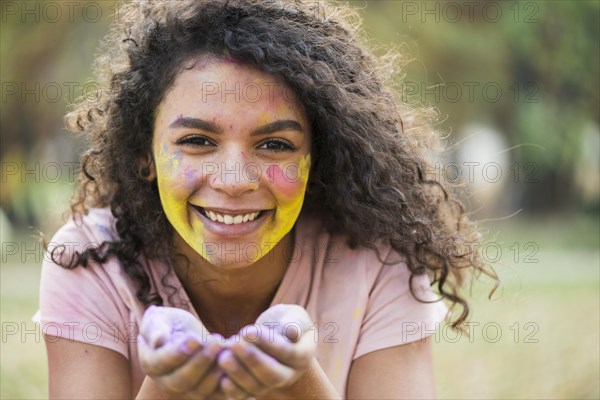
[191,205,272,237]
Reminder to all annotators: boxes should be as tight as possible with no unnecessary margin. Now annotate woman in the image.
[40,0,493,398]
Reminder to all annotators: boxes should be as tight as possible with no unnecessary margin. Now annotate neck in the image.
[171,230,294,336]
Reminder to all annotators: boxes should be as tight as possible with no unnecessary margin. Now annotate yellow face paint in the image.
[155,152,311,266]
[248,154,311,263]
[154,144,211,258]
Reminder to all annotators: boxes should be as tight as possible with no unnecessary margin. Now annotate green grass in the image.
[434,248,599,399]
[1,260,48,399]
[432,214,599,399]
[1,216,598,399]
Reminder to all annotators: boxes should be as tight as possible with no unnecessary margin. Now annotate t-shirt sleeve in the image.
[353,251,448,360]
[39,220,133,359]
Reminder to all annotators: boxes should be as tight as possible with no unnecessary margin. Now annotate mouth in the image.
[193,206,268,225]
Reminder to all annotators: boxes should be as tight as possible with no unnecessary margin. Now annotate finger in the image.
[163,344,222,393]
[154,366,222,396]
[142,306,212,347]
[249,326,316,370]
[220,375,252,400]
[217,348,267,396]
[140,306,174,348]
[227,341,295,390]
[288,325,318,368]
[184,340,229,397]
[274,307,314,343]
[255,304,314,342]
[138,334,202,376]
[188,364,226,398]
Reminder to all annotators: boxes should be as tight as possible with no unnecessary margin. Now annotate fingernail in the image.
[152,334,167,348]
[181,337,200,353]
[202,342,215,358]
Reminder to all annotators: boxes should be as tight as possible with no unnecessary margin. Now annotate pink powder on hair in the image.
[222,53,244,66]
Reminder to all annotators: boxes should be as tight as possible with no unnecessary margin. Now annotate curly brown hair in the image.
[58,0,497,328]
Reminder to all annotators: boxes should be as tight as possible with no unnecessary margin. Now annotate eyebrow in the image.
[169,117,222,134]
[169,117,303,135]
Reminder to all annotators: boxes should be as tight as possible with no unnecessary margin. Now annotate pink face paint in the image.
[266,164,297,197]
[176,113,184,121]
[240,151,246,159]
[222,53,243,66]
[193,58,209,71]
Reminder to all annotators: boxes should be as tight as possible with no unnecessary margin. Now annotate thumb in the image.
[140,305,174,348]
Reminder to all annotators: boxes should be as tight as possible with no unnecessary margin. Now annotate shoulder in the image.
[295,213,401,287]
[296,212,447,329]
[40,208,140,324]
[47,208,117,254]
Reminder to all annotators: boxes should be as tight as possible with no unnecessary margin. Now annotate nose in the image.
[208,157,260,197]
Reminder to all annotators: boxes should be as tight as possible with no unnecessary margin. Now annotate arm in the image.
[46,337,132,399]
[257,357,341,400]
[46,336,198,400]
[346,337,436,399]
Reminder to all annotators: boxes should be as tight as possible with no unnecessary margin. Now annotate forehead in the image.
[157,57,305,120]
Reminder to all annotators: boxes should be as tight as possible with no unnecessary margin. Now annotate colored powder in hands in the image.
[143,306,196,346]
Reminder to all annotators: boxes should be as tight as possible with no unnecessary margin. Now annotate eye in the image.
[176,135,215,147]
[258,139,295,152]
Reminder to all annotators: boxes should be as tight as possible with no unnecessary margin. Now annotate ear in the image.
[139,153,157,182]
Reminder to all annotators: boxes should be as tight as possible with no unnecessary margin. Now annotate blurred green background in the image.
[1,1,598,398]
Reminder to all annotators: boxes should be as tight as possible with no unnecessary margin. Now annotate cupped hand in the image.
[138,306,227,399]
[216,304,318,399]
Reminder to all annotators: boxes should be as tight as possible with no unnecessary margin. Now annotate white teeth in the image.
[203,209,262,224]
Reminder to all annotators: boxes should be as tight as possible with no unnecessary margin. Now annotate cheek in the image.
[266,155,311,201]
[266,164,304,198]
[155,153,199,194]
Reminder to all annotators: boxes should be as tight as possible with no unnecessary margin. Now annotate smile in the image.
[195,206,266,225]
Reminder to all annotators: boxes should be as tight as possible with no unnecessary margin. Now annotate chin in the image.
[208,258,255,270]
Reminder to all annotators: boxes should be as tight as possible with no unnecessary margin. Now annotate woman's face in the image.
[151,57,311,269]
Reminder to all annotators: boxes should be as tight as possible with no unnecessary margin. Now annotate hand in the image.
[138,306,227,399]
[216,304,318,399]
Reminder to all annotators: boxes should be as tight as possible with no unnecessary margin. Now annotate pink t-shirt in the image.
[39,208,447,397]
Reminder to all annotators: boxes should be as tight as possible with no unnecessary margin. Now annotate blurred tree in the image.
[358,0,599,213]
[1,1,112,231]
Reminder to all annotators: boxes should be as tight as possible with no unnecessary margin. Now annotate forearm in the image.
[136,376,229,400]
[258,357,341,400]
[136,377,176,400]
